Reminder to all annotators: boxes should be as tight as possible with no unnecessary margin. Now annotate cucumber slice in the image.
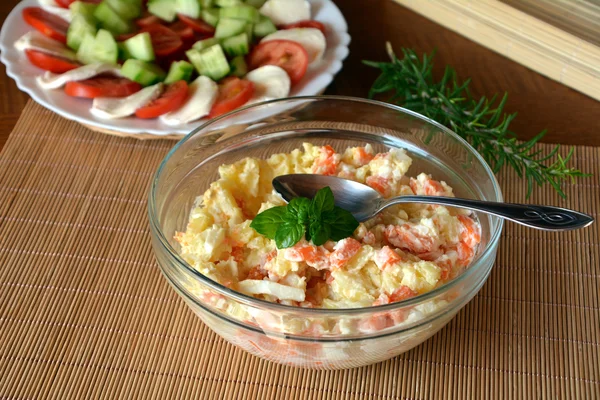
[221,32,249,57]
[105,0,142,20]
[253,15,276,38]
[91,29,119,64]
[147,0,177,22]
[69,1,98,20]
[186,45,230,81]
[192,37,219,51]
[245,0,266,8]
[165,60,195,84]
[219,5,258,22]
[229,55,247,77]
[201,0,213,7]
[202,8,220,27]
[215,0,241,6]
[121,59,166,86]
[76,33,97,64]
[67,14,97,51]
[122,32,155,61]
[215,18,247,39]
[176,0,201,18]
[94,2,132,35]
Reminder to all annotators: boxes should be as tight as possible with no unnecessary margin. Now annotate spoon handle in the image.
[381,196,594,231]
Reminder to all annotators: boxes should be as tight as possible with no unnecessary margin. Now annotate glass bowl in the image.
[149,96,504,370]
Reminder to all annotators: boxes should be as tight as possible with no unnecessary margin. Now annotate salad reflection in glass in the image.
[17,0,326,122]
[175,143,481,334]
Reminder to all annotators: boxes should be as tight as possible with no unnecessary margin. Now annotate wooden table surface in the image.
[1,0,599,152]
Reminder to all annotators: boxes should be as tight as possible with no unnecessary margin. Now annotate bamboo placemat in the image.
[1,102,599,399]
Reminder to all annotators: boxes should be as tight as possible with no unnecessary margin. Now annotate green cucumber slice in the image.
[186,45,230,81]
[91,29,119,64]
[176,0,201,18]
[121,59,166,86]
[215,0,242,6]
[122,32,155,61]
[214,18,247,39]
[202,8,220,27]
[105,0,142,20]
[192,37,220,51]
[201,0,213,7]
[147,0,177,22]
[76,33,97,64]
[245,0,266,8]
[219,5,258,22]
[229,55,247,77]
[67,14,97,51]
[253,15,276,38]
[94,2,132,35]
[69,1,98,20]
[164,60,195,84]
[221,32,249,57]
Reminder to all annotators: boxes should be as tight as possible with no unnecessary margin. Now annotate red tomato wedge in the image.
[55,0,102,8]
[248,40,308,85]
[140,24,183,57]
[169,21,196,41]
[135,14,161,28]
[209,77,254,118]
[177,14,216,35]
[22,7,69,44]
[25,50,80,73]
[280,20,327,35]
[135,81,189,119]
[64,77,142,99]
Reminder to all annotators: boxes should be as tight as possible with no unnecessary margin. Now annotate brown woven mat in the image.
[1,102,599,399]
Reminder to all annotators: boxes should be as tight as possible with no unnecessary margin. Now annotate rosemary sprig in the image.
[363,43,589,198]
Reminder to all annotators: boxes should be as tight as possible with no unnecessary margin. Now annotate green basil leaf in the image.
[325,206,360,241]
[275,222,305,249]
[309,220,331,246]
[310,186,335,216]
[288,197,311,224]
[250,206,288,239]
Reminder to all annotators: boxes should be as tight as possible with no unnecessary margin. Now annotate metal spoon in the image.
[273,174,594,231]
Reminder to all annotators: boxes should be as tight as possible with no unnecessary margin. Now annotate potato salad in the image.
[175,143,482,312]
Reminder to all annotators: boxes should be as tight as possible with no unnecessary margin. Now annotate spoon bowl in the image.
[273,174,594,231]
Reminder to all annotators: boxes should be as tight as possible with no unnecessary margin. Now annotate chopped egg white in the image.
[15,31,76,61]
[90,83,163,120]
[36,63,123,89]
[160,76,217,126]
[259,0,310,25]
[245,65,291,103]
[261,28,326,63]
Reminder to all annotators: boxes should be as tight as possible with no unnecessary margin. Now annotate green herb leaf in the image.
[310,187,335,216]
[325,207,360,241]
[363,43,590,198]
[275,222,305,249]
[249,206,287,239]
[309,219,331,246]
[288,197,311,224]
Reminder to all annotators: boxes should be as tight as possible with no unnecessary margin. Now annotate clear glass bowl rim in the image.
[148,95,504,316]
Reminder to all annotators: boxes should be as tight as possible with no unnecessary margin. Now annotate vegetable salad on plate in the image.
[175,143,482,319]
[15,0,327,124]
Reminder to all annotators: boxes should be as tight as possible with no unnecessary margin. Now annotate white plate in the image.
[0,0,350,137]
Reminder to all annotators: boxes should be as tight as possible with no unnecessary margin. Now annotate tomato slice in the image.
[55,0,102,8]
[280,20,327,35]
[177,14,216,35]
[64,77,142,99]
[22,7,69,44]
[140,24,183,57]
[135,14,161,28]
[169,21,196,41]
[248,40,308,85]
[135,80,189,119]
[25,50,80,73]
[209,77,254,118]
